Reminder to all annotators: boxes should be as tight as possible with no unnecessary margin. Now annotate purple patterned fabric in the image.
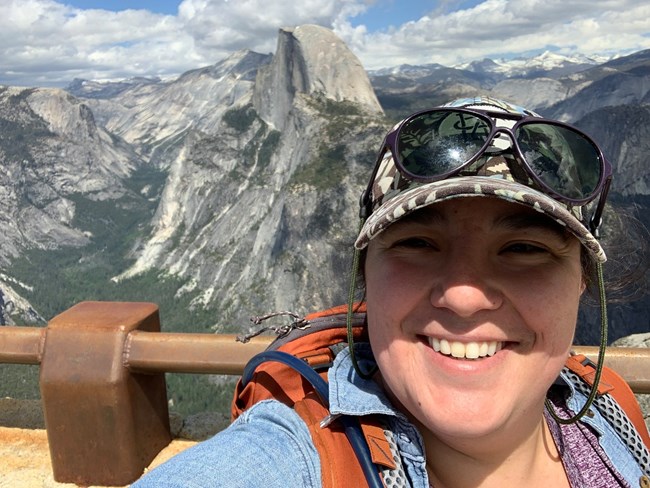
[545,392,633,488]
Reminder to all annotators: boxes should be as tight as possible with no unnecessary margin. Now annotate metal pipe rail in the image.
[0,326,272,373]
[2,323,649,392]
[0,301,648,487]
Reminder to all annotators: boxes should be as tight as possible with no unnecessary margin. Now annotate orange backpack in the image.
[232,304,650,487]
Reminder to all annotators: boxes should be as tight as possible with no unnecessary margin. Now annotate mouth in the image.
[428,337,504,360]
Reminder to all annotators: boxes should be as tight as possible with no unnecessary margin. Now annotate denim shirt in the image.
[133,344,643,487]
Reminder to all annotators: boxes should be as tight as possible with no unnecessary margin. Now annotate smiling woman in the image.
[365,198,585,479]
[132,96,650,487]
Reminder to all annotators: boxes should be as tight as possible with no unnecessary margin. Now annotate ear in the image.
[580,276,587,295]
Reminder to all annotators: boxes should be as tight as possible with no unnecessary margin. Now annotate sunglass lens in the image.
[397,111,491,178]
[515,123,602,200]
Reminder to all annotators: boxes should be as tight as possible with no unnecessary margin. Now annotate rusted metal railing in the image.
[0,301,648,486]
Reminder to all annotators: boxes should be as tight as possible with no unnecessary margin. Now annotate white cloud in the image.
[0,0,199,85]
[0,0,649,86]
[342,0,650,68]
[177,0,368,55]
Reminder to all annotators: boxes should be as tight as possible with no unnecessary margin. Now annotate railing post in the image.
[39,301,171,486]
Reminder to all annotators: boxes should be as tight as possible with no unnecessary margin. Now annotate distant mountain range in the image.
[370,50,609,80]
[65,50,619,106]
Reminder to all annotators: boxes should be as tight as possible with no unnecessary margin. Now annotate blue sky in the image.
[63,0,181,15]
[61,1,487,32]
[2,0,650,87]
[61,1,461,30]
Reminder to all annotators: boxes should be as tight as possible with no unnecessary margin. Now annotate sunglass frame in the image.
[381,107,612,205]
[360,108,613,234]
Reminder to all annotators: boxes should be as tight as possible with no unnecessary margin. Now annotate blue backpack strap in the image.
[242,350,384,488]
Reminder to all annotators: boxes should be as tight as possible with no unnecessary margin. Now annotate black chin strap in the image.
[346,220,377,380]
[546,261,608,424]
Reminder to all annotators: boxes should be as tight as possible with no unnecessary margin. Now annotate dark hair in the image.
[583,202,650,304]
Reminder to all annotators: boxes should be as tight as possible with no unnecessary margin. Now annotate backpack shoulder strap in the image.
[565,354,650,450]
[232,304,396,487]
[293,394,397,488]
[293,393,366,488]
[236,345,386,487]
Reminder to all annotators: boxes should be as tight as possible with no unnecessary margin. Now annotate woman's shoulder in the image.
[132,400,321,487]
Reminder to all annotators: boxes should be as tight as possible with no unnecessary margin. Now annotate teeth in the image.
[464,342,479,359]
[428,337,503,359]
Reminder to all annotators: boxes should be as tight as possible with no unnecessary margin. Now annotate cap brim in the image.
[354,176,606,263]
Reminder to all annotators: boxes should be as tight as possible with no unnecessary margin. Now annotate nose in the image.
[430,258,503,318]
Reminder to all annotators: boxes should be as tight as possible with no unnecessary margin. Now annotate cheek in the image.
[364,261,420,355]
[365,260,430,337]
[512,269,583,352]
[364,263,439,397]
[365,305,421,414]
[364,271,401,352]
[365,256,431,302]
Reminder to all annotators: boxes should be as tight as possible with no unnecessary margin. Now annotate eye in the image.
[393,237,437,250]
[501,242,548,254]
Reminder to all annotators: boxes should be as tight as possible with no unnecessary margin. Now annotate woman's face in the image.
[364,197,584,447]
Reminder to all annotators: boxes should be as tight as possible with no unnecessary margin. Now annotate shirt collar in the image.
[327,343,402,418]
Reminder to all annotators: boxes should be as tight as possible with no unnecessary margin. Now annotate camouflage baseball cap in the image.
[354,97,608,263]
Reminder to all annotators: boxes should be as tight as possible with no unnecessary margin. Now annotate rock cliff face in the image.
[253,25,382,130]
[85,50,273,168]
[0,86,140,266]
[100,25,386,325]
[575,105,650,197]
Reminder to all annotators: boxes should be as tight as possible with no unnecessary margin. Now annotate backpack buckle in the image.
[237,310,310,343]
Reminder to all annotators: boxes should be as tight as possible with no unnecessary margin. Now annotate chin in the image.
[417,408,517,444]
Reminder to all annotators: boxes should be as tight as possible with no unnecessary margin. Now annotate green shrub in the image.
[223,106,257,133]
[258,130,281,169]
[290,143,347,190]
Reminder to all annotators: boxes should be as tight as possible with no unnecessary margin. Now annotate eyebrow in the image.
[494,212,571,240]
[398,207,447,226]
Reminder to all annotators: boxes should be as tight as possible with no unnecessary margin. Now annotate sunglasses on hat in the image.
[361,107,613,232]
